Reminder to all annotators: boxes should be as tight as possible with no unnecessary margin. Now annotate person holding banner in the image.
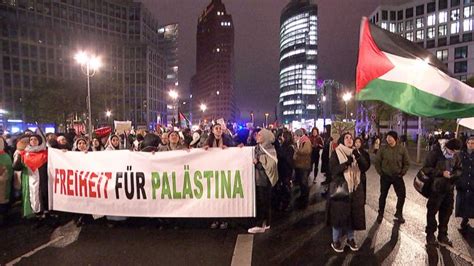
[13,134,49,219]
[72,137,90,152]
[159,131,186,152]
[205,123,235,229]
[248,129,278,234]
[91,137,104,151]
[105,134,122,151]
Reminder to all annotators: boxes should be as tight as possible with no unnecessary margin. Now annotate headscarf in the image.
[22,133,48,172]
[334,142,361,193]
[105,134,121,150]
[73,137,90,152]
[257,129,279,186]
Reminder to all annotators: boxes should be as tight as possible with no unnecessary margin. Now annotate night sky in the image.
[142,0,388,121]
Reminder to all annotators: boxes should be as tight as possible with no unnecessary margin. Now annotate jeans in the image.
[426,190,454,236]
[294,168,310,208]
[332,227,355,242]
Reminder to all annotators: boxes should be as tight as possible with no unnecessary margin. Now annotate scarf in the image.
[335,144,361,193]
[212,137,223,148]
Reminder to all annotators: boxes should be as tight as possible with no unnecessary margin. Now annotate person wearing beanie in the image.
[293,128,312,209]
[374,130,410,224]
[456,136,474,233]
[422,137,462,246]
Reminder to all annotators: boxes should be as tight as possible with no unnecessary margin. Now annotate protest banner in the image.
[48,147,256,217]
[114,120,132,133]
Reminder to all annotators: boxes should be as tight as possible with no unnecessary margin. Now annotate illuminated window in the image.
[416,17,424,28]
[406,20,414,31]
[438,24,447,36]
[406,31,414,41]
[463,18,473,31]
[389,23,396,32]
[464,6,474,18]
[436,49,448,61]
[451,9,460,21]
[451,21,460,33]
[439,11,448,23]
[381,22,388,29]
[427,14,436,26]
[427,27,435,38]
[416,29,424,40]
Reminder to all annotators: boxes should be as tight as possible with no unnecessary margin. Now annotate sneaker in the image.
[248,226,265,234]
[376,214,383,224]
[346,239,359,251]
[331,241,344,253]
[210,221,219,229]
[426,234,437,246]
[394,214,405,224]
[438,235,453,247]
[219,222,228,230]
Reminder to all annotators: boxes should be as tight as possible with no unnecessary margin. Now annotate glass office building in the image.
[279,0,318,124]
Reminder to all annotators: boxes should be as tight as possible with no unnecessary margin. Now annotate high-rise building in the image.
[191,0,237,123]
[370,0,474,81]
[0,0,166,127]
[279,0,318,124]
[158,23,180,126]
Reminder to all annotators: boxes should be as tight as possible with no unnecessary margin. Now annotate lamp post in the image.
[106,110,111,125]
[322,95,327,127]
[200,103,207,125]
[250,112,254,125]
[342,92,352,121]
[168,90,179,127]
[74,51,102,139]
[264,113,269,128]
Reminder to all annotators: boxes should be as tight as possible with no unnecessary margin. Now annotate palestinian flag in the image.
[356,17,474,119]
[178,111,190,128]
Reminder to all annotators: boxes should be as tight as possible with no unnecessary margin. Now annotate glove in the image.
[345,156,354,166]
[352,149,361,160]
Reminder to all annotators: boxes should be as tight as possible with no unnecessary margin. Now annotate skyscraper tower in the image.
[191,0,237,123]
[279,0,318,124]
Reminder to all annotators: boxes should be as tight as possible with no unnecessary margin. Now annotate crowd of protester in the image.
[0,122,472,253]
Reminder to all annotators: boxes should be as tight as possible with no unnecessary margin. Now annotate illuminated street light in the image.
[342,92,352,121]
[74,51,103,138]
[264,113,269,128]
[200,104,207,112]
[168,90,179,127]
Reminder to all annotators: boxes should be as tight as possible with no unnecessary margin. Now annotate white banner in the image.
[48,147,256,217]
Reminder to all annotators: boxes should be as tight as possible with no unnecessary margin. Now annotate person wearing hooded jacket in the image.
[326,132,369,253]
[0,137,13,225]
[423,138,462,246]
[248,129,278,234]
[158,131,186,152]
[13,134,48,218]
[72,137,91,152]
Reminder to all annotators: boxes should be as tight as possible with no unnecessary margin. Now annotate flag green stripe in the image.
[357,78,474,119]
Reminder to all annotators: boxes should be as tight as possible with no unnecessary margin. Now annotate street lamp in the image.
[74,51,102,139]
[168,90,179,127]
[322,95,327,127]
[200,103,207,112]
[264,113,269,128]
[342,92,352,121]
[250,112,254,124]
[106,110,112,125]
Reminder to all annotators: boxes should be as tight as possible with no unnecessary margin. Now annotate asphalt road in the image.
[1,153,473,266]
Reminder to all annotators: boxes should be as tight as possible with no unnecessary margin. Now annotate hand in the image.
[204,145,209,150]
[443,171,451,178]
[238,143,244,148]
[83,151,88,154]
[151,151,156,155]
[253,159,258,164]
[185,149,191,153]
[222,145,228,149]
[62,149,67,153]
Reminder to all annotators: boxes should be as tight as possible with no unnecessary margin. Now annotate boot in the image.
[438,234,453,247]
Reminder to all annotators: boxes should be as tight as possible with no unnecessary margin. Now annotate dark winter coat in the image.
[276,142,295,179]
[455,149,474,218]
[326,150,370,230]
[422,144,462,195]
[205,133,235,148]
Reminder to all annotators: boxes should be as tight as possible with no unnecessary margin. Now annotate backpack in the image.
[413,169,431,198]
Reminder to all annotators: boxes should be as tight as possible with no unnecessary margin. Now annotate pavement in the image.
[1,149,473,266]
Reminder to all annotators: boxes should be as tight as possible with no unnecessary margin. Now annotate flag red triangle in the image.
[356,17,395,93]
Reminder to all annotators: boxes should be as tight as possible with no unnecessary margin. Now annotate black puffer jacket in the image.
[276,142,294,179]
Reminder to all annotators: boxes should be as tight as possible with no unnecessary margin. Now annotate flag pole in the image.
[455,120,460,138]
[416,116,422,163]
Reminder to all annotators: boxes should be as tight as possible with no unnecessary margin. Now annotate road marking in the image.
[231,234,254,266]
[6,236,64,266]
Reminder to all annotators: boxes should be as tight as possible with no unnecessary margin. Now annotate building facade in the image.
[158,23,180,126]
[0,0,167,127]
[191,0,237,123]
[370,0,474,81]
[279,0,318,124]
